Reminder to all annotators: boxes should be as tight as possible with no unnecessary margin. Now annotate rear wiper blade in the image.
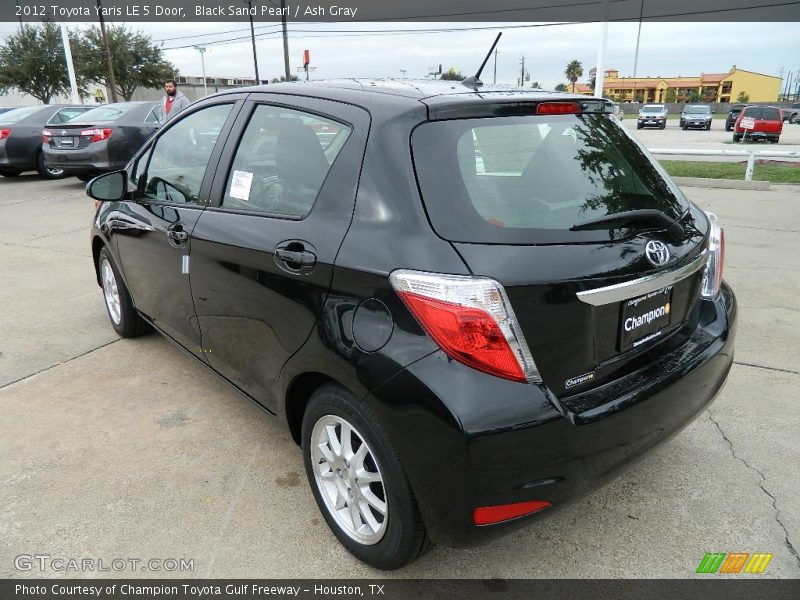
[570,209,685,243]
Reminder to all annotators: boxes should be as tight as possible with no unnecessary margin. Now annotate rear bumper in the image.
[733,130,780,139]
[366,283,736,547]
[43,145,119,174]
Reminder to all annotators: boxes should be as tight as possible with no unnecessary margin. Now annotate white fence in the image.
[650,148,800,181]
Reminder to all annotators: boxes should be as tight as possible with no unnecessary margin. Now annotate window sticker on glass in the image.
[230,170,254,201]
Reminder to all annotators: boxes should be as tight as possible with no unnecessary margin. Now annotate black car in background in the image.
[43,101,161,181]
[86,81,735,570]
[725,104,747,131]
[0,104,92,178]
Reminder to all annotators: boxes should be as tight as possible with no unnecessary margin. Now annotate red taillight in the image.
[397,292,526,382]
[473,501,552,525]
[42,129,52,143]
[537,102,581,115]
[80,128,113,143]
[0,128,11,140]
[389,271,540,383]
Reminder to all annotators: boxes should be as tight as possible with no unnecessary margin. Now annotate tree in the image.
[530,81,542,89]
[664,89,677,103]
[564,60,583,93]
[687,90,702,103]
[588,75,596,91]
[270,74,299,83]
[736,91,750,103]
[440,67,465,81]
[554,83,569,92]
[0,23,79,103]
[74,25,176,102]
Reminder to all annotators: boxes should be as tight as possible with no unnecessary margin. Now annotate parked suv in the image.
[86,81,736,570]
[680,105,713,130]
[733,105,783,143]
[780,103,800,123]
[725,104,747,131]
[637,104,667,129]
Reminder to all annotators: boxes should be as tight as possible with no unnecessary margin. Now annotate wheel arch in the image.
[285,371,338,446]
[91,235,106,286]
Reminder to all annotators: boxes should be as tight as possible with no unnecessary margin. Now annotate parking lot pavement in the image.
[624,120,800,161]
[1,177,799,578]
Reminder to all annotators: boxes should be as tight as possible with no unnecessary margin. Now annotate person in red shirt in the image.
[161,80,191,122]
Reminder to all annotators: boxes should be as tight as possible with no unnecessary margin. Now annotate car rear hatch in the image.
[411,99,711,400]
[46,123,93,150]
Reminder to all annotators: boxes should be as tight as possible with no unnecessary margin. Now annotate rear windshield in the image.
[412,114,689,244]
[0,106,46,124]
[74,104,138,123]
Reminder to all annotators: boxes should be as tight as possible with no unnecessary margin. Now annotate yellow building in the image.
[577,66,781,103]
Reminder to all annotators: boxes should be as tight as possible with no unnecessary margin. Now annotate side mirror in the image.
[87,170,126,202]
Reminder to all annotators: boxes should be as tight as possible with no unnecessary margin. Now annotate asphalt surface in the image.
[1,174,799,579]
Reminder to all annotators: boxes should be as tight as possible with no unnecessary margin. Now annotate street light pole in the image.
[96,0,119,102]
[195,47,208,96]
[60,23,80,104]
[281,0,290,80]
[244,0,260,83]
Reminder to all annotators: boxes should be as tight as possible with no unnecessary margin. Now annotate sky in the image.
[1,21,798,89]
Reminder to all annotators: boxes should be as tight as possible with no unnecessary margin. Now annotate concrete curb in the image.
[672,176,770,190]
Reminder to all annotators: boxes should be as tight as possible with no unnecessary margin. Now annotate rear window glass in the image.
[412,114,689,244]
[0,106,45,124]
[742,107,763,119]
[74,104,138,123]
[761,107,781,120]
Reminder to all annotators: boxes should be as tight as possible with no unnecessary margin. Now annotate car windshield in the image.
[641,106,664,113]
[74,104,138,123]
[412,113,689,244]
[0,106,45,124]
[686,107,710,114]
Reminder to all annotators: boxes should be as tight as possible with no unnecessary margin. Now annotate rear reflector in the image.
[389,270,540,383]
[80,128,113,143]
[0,129,11,140]
[536,102,581,115]
[473,500,552,525]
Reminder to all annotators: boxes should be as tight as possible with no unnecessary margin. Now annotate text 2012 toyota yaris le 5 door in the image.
[87,80,736,570]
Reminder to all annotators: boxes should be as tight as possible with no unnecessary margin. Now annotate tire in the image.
[681,124,687,130]
[97,247,149,338]
[733,134,742,142]
[706,122,712,131]
[636,123,642,130]
[725,124,732,132]
[36,152,65,179]
[790,115,798,124]
[0,168,21,177]
[302,383,430,570]
[659,123,666,129]
[679,119,685,128]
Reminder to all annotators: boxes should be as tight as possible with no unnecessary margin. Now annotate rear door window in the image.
[742,107,763,119]
[220,104,351,217]
[412,113,689,244]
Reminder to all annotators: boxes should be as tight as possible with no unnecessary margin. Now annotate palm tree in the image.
[565,60,583,93]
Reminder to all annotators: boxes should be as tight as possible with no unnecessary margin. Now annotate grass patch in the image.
[660,159,800,184]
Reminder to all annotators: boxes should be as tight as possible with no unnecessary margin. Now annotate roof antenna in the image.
[462,32,502,89]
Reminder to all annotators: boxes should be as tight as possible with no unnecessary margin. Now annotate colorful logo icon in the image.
[696,552,773,574]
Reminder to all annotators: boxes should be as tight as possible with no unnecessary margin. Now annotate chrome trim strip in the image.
[576,251,707,306]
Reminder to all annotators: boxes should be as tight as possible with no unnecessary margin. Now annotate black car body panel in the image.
[0,104,90,173]
[90,80,736,552]
[44,102,160,176]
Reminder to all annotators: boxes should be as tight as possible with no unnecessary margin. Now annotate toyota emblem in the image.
[645,240,671,267]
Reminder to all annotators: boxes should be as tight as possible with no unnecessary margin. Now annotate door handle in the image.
[275,248,316,267]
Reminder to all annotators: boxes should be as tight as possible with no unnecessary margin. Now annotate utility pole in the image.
[632,0,644,77]
[281,0,290,80]
[519,56,525,88]
[195,47,208,96]
[96,0,118,103]
[243,0,260,83]
[594,0,611,98]
[59,23,80,104]
[493,48,498,84]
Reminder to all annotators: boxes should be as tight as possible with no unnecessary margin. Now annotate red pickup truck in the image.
[733,106,783,143]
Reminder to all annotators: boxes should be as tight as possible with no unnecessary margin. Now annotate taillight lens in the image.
[0,129,11,140]
[701,212,725,298]
[536,101,581,115]
[80,128,113,143]
[42,129,52,143]
[389,270,540,383]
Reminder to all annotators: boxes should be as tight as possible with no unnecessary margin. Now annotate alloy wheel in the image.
[100,258,122,325]
[310,414,388,545]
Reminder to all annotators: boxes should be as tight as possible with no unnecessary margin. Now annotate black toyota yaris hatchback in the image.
[87,80,735,570]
